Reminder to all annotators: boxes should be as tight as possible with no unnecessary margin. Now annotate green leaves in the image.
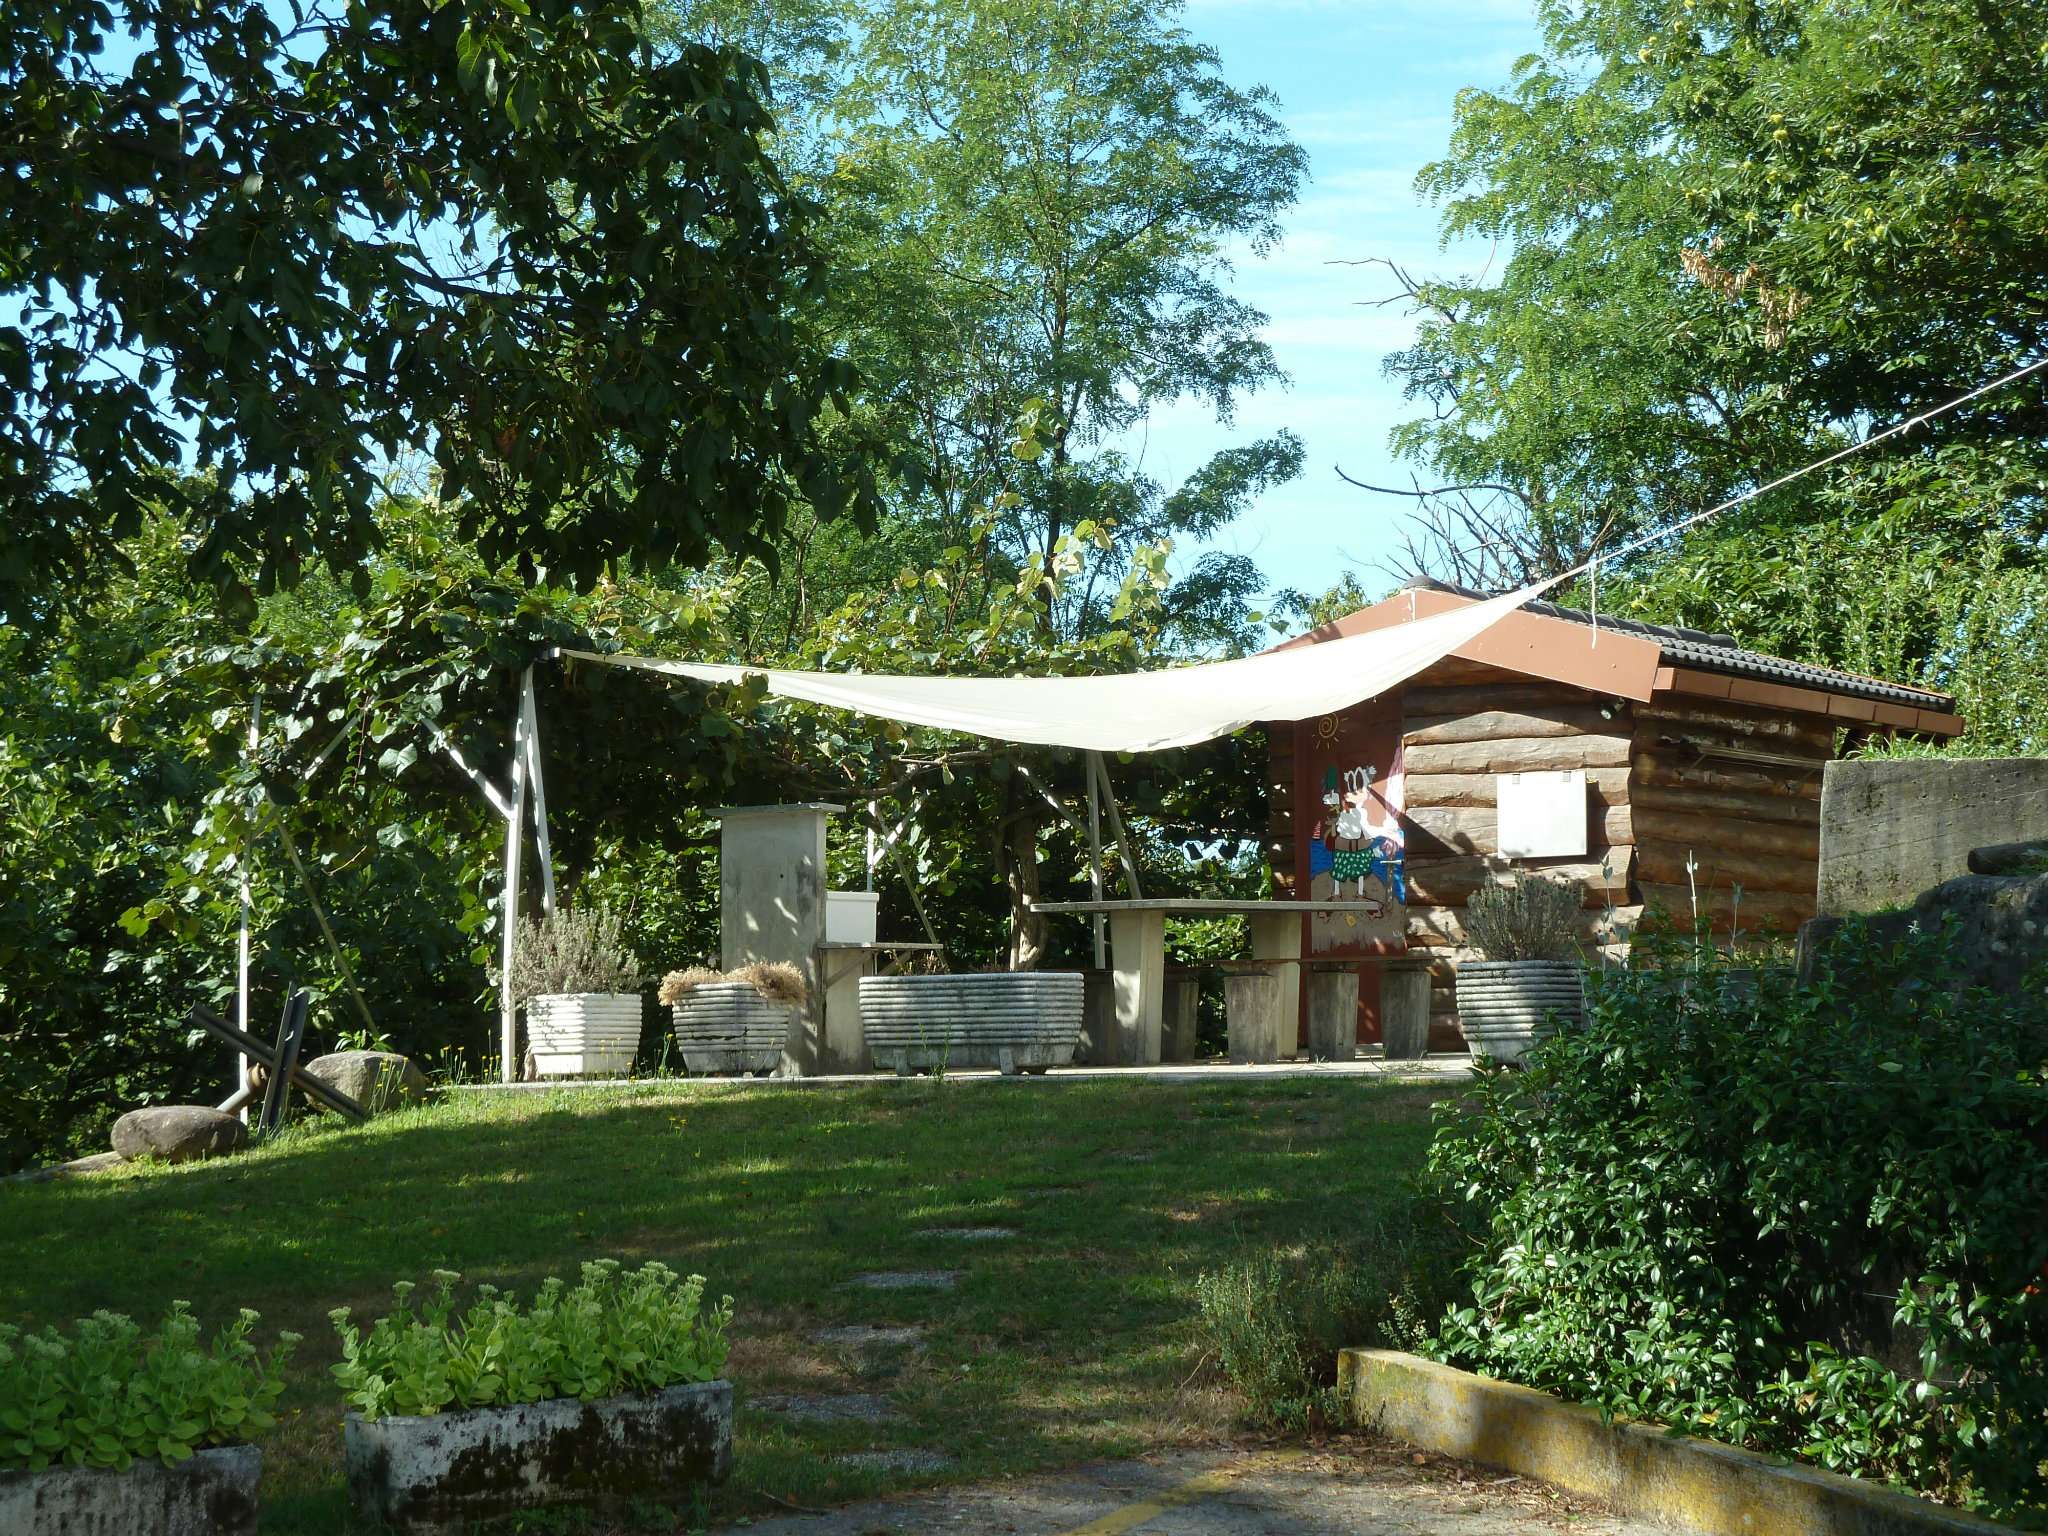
[1425,920,2048,1521]
[4,0,894,629]
[0,1304,295,1472]
[331,1261,732,1420]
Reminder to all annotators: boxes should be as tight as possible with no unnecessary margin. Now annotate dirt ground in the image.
[729,1437,1663,1534]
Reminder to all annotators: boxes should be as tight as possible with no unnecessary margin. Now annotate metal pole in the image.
[1085,758,1106,968]
[236,697,258,1116]
[499,687,530,1083]
[520,665,556,918]
[1089,750,1144,900]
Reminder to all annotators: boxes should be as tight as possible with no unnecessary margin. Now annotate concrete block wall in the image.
[1817,758,2048,916]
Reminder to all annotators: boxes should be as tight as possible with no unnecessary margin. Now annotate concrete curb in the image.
[1338,1349,2012,1536]
[448,1055,1476,1094]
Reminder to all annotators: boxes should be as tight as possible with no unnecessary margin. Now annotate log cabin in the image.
[1262,579,1965,1051]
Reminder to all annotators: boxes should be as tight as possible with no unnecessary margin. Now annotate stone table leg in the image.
[818,948,878,1073]
[1107,908,1165,1065]
[1248,910,1303,1057]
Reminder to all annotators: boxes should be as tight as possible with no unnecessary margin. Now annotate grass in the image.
[0,1075,1451,1531]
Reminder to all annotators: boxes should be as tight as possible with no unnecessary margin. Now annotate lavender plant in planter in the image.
[1455,874,1587,1065]
[0,1305,295,1536]
[506,907,646,1079]
[334,1262,732,1534]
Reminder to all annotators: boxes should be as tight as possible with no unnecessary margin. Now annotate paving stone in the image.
[846,1270,961,1291]
[752,1392,898,1424]
[835,1449,955,1475]
[813,1324,928,1354]
[922,1226,1016,1241]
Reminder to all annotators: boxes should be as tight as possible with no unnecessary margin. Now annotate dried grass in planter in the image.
[659,962,809,1009]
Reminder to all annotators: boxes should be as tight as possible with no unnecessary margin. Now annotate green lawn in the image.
[0,1076,1449,1531]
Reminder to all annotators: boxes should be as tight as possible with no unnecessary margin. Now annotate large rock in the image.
[1799,871,2048,1000]
[111,1106,246,1165]
[302,1051,429,1113]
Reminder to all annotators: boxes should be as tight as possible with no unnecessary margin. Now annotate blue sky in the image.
[1126,0,1546,607]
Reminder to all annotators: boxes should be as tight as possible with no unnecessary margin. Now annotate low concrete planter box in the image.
[861,972,1083,1075]
[0,1444,260,1536]
[1454,959,1584,1064]
[1341,1349,2007,1536]
[527,993,642,1078]
[670,985,795,1075]
[344,1379,732,1535]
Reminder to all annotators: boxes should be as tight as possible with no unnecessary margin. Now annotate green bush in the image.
[331,1260,731,1420]
[0,1304,297,1471]
[1193,1192,1463,1429]
[1426,922,2048,1523]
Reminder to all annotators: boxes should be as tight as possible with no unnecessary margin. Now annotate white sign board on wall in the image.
[1497,769,1588,859]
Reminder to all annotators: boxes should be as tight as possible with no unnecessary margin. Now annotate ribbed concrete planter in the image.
[526,993,642,1078]
[0,1445,260,1536]
[861,972,1084,1075]
[670,984,794,1076]
[1455,960,1585,1064]
[343,1379,731,1535]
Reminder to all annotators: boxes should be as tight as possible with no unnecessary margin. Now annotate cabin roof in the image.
[1286,578,1963,735]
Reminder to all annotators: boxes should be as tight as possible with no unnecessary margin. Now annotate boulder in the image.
[1798,870,2048,1000]
[1968,839,2048,876]
[302,1050,429,1113]
[111,1106,246,1165]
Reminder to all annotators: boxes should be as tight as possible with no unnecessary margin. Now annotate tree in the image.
[1,0,890,625]
[1365,0,2048,745]
[822,0,1307,642]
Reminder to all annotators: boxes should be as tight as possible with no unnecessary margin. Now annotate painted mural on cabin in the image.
[1304,731,1406,955]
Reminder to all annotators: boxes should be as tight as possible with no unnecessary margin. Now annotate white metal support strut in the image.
[498,678,530,1083]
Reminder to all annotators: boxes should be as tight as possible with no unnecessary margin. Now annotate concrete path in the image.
[733,1441,1665,1534]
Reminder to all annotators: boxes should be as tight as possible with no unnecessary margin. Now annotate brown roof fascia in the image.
[1665,666,1964,737]
[1280,587,1665,701]
[1916,708,1967,735]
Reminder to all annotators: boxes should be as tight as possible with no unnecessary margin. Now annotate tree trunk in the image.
[1001,777,1048,970]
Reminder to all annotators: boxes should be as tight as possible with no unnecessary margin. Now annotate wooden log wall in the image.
[1268,655,1837,1052]
[1397,663,1641,1051]
[1630,696,1828,940]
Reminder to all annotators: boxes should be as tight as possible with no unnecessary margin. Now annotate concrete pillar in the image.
[1162,975,1199,1062]
[1225,969,1284,1064]
[1382,959,1432,1060]
[818,947,876,1074]
[1080,970,1118,1064]
[711,803,843,1075]
[1247,909,1302,1053]
[1107,908,1165,1065]
[1305,964,1359,1061]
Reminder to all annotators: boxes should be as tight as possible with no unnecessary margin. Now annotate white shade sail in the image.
[554,579,1555,754]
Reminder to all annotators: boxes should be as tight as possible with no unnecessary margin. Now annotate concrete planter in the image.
[0,1444,260,1536]
[670,984,794,1076]
[1455,960,1585,1065]
[861,972,1083,1075]
[343,1379,732,1535]
[526,993,642,1078]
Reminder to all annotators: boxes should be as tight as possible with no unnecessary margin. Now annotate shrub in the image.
[0,1304,297,1471]
[1425,921,2048,1522]
[1192,1191,1463,1429]
[504,906,643,1004]
[1463,874,1582,961]
[330,1260,731,1420]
